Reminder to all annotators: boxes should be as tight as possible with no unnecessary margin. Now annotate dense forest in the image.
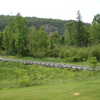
[0,12,100,62]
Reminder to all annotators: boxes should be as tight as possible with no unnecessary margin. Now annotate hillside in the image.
[0,15,89,34]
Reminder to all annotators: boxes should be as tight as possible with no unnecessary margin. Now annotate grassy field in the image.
[0,78,100,100]
[0,61,95,89]
[0,60,100,100]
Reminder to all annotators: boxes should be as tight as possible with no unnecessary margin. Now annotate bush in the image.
[58,46,77,58]
[32,48,47,58]
[71,56,83,62]
[89,45,100,61]
[62,47,89,62]
[19,75,32,87]
[88,57,98,70]
[74,48,89,62]
[46,46,60,57]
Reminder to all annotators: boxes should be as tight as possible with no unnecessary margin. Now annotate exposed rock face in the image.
[44,24,58,33]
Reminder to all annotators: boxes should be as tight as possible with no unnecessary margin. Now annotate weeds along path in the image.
[0,57,98,71]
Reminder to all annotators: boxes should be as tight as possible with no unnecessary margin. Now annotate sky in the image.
[0,0,100,23]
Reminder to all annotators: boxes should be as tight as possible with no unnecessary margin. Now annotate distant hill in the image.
[0,15,90,34]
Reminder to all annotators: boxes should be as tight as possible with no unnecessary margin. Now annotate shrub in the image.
[32,48,47,58]
[74,47,89,61]
[19,75,32,87]
[71,56,83,62]
[46,46,60,57]
[64,47,89,62]
[89,45,100,61]
[88,57,98,70]
[58,46,77,58]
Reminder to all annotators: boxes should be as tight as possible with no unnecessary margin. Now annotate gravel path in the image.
[0,57,99,71]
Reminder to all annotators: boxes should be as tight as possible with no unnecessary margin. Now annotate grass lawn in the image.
[0,78,100,100]
[0,57,100,100]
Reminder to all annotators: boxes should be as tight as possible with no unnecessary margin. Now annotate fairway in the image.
[0,79,100,100]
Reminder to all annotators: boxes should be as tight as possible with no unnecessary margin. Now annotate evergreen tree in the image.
[75,10,89,46]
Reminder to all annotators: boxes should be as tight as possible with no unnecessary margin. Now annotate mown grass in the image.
[0,78,100,100]
[0,61,100,100]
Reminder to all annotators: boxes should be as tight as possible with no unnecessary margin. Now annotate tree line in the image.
[0,12,100,60]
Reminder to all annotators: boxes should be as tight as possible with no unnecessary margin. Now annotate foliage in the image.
[0,13,100,60]
[0,61,96,89]
[3,15,28,56]
[89,44,100,61]
[89,23,100,44]
[28,26,48,57]
[88,57,98,70]
[64,21,76,45]
[0,32,3,49]
[75,11,89,46]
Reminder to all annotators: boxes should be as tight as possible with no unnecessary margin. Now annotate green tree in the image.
[0,32,4,49]
[15,14,28,56]
[64,21,76,45]
[3,22,17,54]
[3,14,28,56]
[92,14,100,24]
[29,26,48,57]
[75,10,89,46]
[48,32,60,48]
[90,14,100,44]
[28,26,37,56]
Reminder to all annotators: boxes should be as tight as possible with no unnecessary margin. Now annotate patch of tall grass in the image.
[0,62,100,89]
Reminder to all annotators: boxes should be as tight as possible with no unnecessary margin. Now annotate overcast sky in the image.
[0,0,100,23]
